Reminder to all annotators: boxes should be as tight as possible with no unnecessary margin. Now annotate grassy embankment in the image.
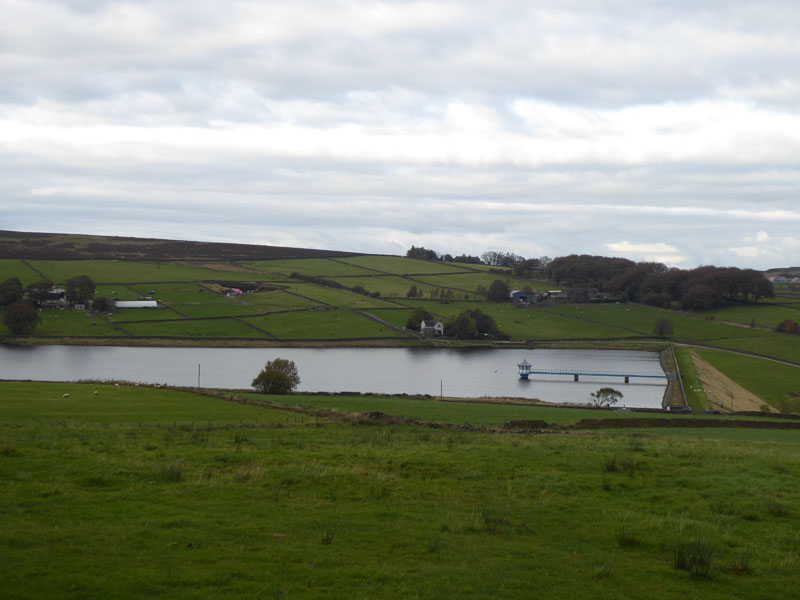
[2,381,800,598]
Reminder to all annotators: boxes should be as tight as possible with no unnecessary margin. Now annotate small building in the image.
[420,320,444,335]
[115,300,158,309]
[510,290,533,303]
[40,287,66,308]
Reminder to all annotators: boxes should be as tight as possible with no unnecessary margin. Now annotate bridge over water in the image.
[517,358,677,384]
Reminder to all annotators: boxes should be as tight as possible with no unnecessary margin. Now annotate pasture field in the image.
[236,289,317,312]
[0,259,40,286]
[277,281,400,309]
[242,309,408,339]
[710,334,800,365]
[259,392,793,427]
[32,309,124,337]
[239,258,376,277]
[1,382,800,599]
[338,255,473,275]
[94,284,141,301]
[329,275,443,299]
[673,346,711,411]
[121,318,268,339]
[399,300,638,340]
[692,349,800,414]
[541,304,765,341]
[127,283,257,318]
[26,260,267,284]
[112,308,185,322]
[0,382,283,423]
[700,304,800,328]
[412,272,541,295]
[364,308,414,329]
[28,259,290,285]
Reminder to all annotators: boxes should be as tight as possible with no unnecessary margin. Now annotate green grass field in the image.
[700,303,800,328]
[2,382,800,598]
[121,318,268,339]
[338,255,473,275]
[412,272,540,295]
[239,258,377,277]
[0,259,41,287]
[278,281,401,308]
[709,334,800,365]
[542,304,765,341]
[259,392,791,427]
[26,260,275,284]
[329,275,442,299]
[242,309,408,339]
[1,308,125,337]
[692,348,800,413]
[673,346,712,411]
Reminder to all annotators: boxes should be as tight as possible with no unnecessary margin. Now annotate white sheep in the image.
[62,393,70,398]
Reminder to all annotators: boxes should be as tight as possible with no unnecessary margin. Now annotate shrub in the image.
[252,358,300,394]
[673,538,714,578]
[775,319,800,335]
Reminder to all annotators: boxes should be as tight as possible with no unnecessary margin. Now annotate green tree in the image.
[445,312,477,339]
[251,358,300,394]
[487,279,510,302]
[93,297,112,312]
[589,387,623,408]
[65,275,96,304]
[25,280,54,305]
[3,301,41,335]
[653,317,674,338]
[0,277,23,306]
[406,307,434,330]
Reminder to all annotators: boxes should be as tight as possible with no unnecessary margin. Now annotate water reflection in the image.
[0,345,668,408]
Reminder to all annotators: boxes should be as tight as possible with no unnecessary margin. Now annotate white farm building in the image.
[114,300,158,309]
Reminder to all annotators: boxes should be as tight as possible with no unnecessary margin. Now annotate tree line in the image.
[405,246,551,272]
[544,255,773,309]
[1,275,98,334]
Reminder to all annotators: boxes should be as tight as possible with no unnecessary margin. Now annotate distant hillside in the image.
[0,230,362,261]
[765,267,800,276]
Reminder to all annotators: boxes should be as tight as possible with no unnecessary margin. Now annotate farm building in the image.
[114,300,158,309]
[510,290,533,303]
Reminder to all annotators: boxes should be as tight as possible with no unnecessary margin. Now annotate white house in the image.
[420,320,444,335]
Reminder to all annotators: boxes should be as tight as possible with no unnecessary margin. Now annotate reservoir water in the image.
[0,345,668,408]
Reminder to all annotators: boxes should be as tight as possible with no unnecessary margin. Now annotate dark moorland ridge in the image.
[0,230,363,261]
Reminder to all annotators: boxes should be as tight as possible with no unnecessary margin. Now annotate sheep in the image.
[93,390,99,396]
[62,393,70,398]
[114,383,120,388]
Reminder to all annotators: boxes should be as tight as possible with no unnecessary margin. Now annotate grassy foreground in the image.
[2,382,800,598]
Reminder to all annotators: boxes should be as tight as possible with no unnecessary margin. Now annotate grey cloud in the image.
[2,1,800,269]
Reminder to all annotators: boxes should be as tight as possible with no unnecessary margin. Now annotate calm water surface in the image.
[0,345,668,408]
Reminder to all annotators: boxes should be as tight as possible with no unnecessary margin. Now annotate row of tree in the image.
[544,255,774,309]
[405,246,551,271]
[2,276,97,307]
[2,275,99,335]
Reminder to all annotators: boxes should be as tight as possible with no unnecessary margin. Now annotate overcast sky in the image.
[2,1,799,268]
